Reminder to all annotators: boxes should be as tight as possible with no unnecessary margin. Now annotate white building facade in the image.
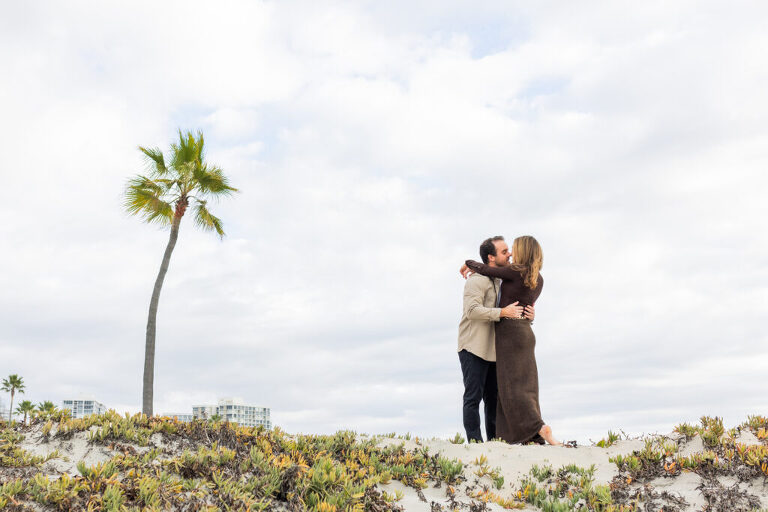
[161,413,194,422]
[192,405,217,420]
[61,399,107,418]
[192,398,271,428]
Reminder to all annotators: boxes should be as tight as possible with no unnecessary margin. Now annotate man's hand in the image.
[460,264,474,279]
[524,304,535,321]
[500,301,524,318]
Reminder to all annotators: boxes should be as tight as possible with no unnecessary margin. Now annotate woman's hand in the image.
[459,264,474,279]
[524,304,535,321]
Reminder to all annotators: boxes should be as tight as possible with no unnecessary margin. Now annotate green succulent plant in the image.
[596,430,620,448]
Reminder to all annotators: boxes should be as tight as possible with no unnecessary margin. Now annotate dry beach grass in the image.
[0,412,767,511]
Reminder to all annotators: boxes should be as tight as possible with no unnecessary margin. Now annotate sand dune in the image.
[1,413,766,511]
[376,431,767,511]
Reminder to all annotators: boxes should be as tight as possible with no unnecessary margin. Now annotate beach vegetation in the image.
[492,471,505,489]
[1,427,59,467]
[517,463,617,511]
[124,129,238,416]
[529,464,554,481]
[3,412,767,511]
[673,415,727,446]
[101,483,126,511]
[673,421,698,439]
[596,430,620,448]
[41,420,54,437]
[659,440,678,456]
[0,412,478,510]
[438,456,464,483]
[380,489,404,502]
[469,486,526,509]
[606,417,768,509]
[700,416,725,447]
[474,463,504,489]
[449,432,465,444]
[746,415,768,431]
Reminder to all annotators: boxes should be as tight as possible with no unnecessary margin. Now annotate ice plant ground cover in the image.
[0,412,766,511]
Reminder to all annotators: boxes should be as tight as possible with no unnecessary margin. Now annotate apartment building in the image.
[61,399,107,418]
[192,398,271,428]
[161,413,194,422]
[192,405,217,420]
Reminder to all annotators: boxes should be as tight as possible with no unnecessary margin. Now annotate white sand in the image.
[678,434,706,458]
[734,429,762,446]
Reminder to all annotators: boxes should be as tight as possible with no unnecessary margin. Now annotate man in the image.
[457,236,534,442]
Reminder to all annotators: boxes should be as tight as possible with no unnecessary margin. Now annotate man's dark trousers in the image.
[458,349,497,442]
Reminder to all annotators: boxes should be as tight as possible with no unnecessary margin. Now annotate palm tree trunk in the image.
[142,214,183,416]
[8,389,14,423]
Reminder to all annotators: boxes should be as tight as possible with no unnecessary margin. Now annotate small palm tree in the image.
[124,129,238,416]
[210,414,223,424]
[1,374,25,423]
[37,401,56,413]
[16,400,35,425]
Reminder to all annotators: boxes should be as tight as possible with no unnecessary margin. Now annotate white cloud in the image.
[0,0,766,442]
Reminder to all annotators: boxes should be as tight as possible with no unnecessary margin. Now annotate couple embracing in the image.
[457,235,561,446]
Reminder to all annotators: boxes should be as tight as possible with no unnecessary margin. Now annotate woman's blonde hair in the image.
[512,236,543,289]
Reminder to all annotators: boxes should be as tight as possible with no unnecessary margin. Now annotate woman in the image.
[460,236,560,446]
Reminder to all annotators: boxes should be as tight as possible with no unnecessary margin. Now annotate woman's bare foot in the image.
[539,425,562,446]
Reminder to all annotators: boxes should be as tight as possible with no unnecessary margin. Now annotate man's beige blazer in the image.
[457,273,501,362]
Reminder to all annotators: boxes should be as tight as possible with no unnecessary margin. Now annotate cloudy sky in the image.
[1,1,766,443]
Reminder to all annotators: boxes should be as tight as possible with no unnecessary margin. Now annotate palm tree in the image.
[124,129,238,416]
[1,374,25,423]
[37,401,56,413]
[16,400,35,425]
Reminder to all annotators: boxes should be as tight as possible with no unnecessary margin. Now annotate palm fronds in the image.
[15,401,35,424]
[193,165,238,196]
[138,146,168,175]
[1,375,25,394]
[123,176,174,226]
[193,200,225,238]
[126,129,237,234]
[169,129,202,174]
[37,401,56,413]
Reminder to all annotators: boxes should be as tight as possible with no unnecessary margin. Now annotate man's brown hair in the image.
[479,236,504,264]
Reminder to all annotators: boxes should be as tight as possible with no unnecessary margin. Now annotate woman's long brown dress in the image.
[465,260,544,444]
